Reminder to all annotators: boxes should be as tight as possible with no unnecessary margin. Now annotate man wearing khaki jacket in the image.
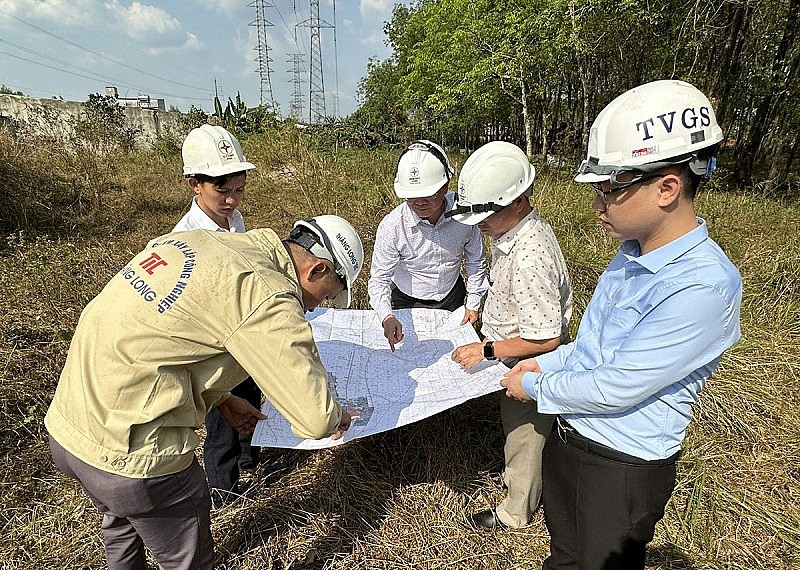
[46,216,363,569]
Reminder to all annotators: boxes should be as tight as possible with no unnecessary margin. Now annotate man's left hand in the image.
[217,394,267,434]
[452,342,485,370]
[330,409,357,441]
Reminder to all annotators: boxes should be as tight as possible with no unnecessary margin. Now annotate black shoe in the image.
[467,509,508,531]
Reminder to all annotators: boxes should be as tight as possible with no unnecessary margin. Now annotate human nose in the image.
[591,192,606,212]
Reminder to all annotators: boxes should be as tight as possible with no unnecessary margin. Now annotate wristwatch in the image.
[483,341,496,360]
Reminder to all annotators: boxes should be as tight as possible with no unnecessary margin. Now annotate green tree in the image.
[73,93,139,154]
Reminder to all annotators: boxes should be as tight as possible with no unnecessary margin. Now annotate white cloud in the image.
[0,0,97,26]
[105,0,182,41]
[360,29,386,48]
[145,31,203,56]
[196,0,242,16]
[360,0,395,20]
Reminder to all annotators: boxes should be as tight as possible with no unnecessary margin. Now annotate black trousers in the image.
[390,274,466,311]
[541,422,677,570]
[203,377,262,506]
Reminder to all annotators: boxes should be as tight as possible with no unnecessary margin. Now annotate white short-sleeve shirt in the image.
[481,210,573,342]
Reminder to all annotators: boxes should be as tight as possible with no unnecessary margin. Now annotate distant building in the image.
[0,91,180,150]
[105,86,166,112]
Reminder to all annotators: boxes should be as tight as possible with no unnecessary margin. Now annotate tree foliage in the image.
[353,0,800,191]
[212,92,278,136]
[74,93,140,154]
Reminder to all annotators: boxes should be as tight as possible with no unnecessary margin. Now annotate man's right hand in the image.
[382,315,404,352]
[330,409,358,440]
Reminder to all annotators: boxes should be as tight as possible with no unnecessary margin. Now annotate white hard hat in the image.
[290,215,364,308]
[446,141,535,226]
[575,79,723,184]
[182,125,256,178]
[394,140,454,198]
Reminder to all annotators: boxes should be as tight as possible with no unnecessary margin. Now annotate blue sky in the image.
[0,0,406,118]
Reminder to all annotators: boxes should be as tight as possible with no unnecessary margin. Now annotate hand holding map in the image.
[252,307,508,449]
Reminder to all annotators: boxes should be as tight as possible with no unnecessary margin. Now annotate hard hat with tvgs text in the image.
[575,79,723,184]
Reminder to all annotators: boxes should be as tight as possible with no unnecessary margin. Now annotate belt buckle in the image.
[556,416,573,444]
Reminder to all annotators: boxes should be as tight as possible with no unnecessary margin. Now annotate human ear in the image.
[307,261,330,283]
[656,174,682,207]
[187,177,202,195]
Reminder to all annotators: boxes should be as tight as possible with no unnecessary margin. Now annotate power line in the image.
[0,48,208,102]
[35,1,207,85]
[0,7,207,93]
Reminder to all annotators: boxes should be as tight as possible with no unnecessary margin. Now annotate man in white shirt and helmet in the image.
[449,141,573,531]
[368,140,488,350]
[173,124,265,508]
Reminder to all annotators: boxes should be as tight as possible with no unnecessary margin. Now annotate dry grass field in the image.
[0,126,798,569]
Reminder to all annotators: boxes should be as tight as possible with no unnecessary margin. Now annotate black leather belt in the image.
[555,417,680,466]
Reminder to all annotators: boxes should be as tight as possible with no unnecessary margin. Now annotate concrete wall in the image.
[0,93,183,149]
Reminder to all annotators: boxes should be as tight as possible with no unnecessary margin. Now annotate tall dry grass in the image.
[0,125,798,569]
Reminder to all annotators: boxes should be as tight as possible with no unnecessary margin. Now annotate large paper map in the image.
[252,307,507,449]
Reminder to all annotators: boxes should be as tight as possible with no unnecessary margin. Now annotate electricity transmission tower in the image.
[249,0,276,111]
[287,53,305,121]
[297,0,333,124]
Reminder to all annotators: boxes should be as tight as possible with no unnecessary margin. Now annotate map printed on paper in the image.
[252,307,508,449]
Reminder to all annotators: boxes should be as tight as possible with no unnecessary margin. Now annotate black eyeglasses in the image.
[591,173,665,204]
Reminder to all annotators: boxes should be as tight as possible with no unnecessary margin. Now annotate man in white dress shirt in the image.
[368,140,489,350]
[173,124,264,508]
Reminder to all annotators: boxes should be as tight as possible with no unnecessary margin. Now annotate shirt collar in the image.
[493,210,539,254]
[622,217,709,273]
[189,197,231,232]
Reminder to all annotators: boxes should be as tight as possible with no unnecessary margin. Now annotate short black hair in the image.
[185,172,245,187]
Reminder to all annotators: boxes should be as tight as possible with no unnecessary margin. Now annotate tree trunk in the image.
[521,78,533,158]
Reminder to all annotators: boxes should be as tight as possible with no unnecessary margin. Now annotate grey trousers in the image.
[49,435,214,569]
[495,396,554,528]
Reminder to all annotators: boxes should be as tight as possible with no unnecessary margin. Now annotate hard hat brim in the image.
[183,161,257,178]
[447,209,494,226]
[394,181,447,199]
[574,172,609,183]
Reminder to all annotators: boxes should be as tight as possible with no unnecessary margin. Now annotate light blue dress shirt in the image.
[524,218,742,460]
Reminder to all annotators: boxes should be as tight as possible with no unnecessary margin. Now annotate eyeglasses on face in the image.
[590,172,665,204]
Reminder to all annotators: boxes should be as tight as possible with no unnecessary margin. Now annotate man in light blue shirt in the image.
[501,80,742,569]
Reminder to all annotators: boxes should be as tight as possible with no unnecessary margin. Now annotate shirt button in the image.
[100,455,108,463]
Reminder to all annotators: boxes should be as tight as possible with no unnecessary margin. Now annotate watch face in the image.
[483,341,494,359]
